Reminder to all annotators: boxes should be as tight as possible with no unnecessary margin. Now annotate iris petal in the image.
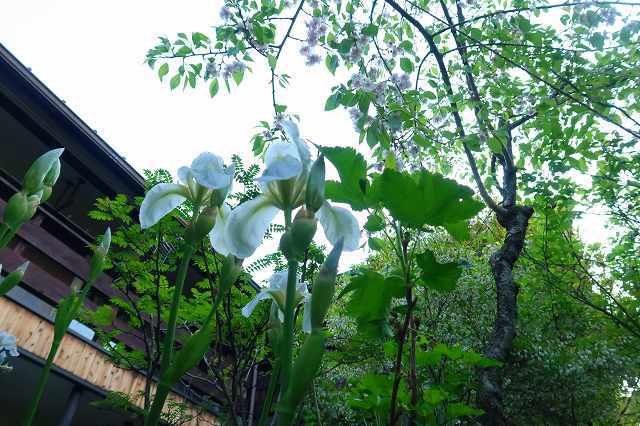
[241,291,273,317]
[139,183,188,229]
[191,152,233,189]
[281,119,311,169]
[317,201,361,251]
[258,142,302,183]
[224,195,280,258]
[209,204,231,255]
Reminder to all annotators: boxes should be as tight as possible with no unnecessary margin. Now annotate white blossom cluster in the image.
[300,16,328,66]
[391,73,411,91]
[219,5,233,21]
[0,331,19,372]
[205,61,219,79]
[222,61,245,80]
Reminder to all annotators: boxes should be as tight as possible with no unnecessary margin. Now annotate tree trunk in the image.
[478,205,533,425]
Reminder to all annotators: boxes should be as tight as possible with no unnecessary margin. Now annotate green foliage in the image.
[341,271,405,338]
[415,250,462,293]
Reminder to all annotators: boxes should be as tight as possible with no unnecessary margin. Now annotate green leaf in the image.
[368,237,385,251]
[169,74,181,90]
[364,213,385,232]
[175,46,193,56]
[487,137,504,154]
[320,146,370,210]
[400,57,414,73]
[366,122,379,148]
[447,402,483,418]
[209,79,219,97]
[325,94,339,111]
[590,32,605,50]
[268,54,278,70]
[362,24,379,37]
[443,221,471,241]
[165,318,214,383]
[325,54,339,75]
[416,250,461,292]
[375,169,484,227]
[158,63,169,81]
[232,68,244,85]
[342,271,405,337]
[423,388,448,405]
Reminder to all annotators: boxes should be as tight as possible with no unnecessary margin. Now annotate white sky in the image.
[0,1,611,282]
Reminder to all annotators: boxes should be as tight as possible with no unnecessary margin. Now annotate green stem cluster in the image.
[144,242,196,426]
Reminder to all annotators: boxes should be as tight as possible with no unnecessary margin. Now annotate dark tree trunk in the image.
[478,205,534,425]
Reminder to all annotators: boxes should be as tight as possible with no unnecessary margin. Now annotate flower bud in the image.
[218,254,242,298]
[290,208,317,251]
[23,148,64,195]
[0,261,29,297]
[3,192,30,230]
[188,207,217,242]
[89,228,111,282]
[26,192,43,220]
[209,184,232,208]
[281,330,326,418]
[43,158,61,187]
[305,155,325,212]
[40,186,53,203]
[310,238,343,330]
[279,231,296,260]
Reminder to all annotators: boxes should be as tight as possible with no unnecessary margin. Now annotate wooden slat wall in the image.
[0,297,218,426]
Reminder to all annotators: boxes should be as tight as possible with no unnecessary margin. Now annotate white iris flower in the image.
[241,270,312,333]
[0,331,19,365]
[211,119,360,258]
[139,152,234,229]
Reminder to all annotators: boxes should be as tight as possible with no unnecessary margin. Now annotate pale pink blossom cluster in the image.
[300,17,328,66]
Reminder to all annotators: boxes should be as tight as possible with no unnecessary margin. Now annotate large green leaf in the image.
[375,169,484,228]
[320,146,370,210]
[416,250,461,292]
[341,271,405,337]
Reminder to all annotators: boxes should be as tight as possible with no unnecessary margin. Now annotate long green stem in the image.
[144,242,196,426]
[0,227,17,249]
[278,209,299,402]
[23,341,60,426]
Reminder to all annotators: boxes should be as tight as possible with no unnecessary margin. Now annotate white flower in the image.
[0,331,19,361]
[211,119,360,258]
[241,270,312,333]
[139,152,234,229]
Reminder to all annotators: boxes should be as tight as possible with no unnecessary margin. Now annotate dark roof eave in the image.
[0,42,145,193]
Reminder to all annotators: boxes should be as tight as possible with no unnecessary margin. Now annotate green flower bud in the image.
[290,208,317,252]
[305,155,326,212]
[0,261,29,297]
[281,330,326,418]
[210,185,231,208]
[218,254,242,298]
[40,186,53,203]
[89,228,111,282]
[188,207,217,242]
[310,238,343,330]
[26,191,43,220]
[279,231,296,260]
[3,192,30,230]
[280,208,318,260]
[23,148,64,195]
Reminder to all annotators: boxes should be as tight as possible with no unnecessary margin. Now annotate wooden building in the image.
[0,43,231,425]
